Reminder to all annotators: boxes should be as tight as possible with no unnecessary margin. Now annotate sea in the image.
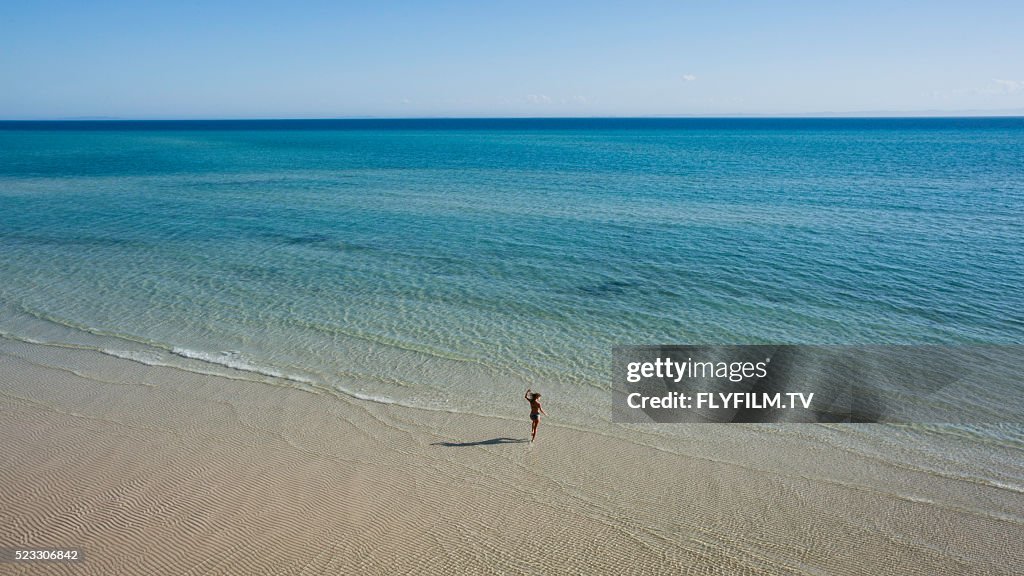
[2,118,1023,488]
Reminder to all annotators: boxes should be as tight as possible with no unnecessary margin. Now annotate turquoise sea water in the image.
[1,119,1023,431]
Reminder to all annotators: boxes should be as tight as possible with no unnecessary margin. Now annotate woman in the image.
[524,388,547,442]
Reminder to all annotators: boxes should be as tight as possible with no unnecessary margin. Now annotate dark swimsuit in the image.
[530,412,539,421]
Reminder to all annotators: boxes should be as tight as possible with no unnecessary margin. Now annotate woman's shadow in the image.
[431,437,528,447]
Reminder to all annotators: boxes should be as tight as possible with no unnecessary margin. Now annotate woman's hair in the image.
[532,392,541,400]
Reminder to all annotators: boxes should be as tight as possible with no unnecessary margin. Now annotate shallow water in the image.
[1,119,1022,482]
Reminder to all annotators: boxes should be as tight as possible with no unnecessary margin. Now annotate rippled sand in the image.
[2,338,1021,575]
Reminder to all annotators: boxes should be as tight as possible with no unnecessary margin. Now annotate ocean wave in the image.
[170,347,313,384]
[0,330,45,345]
[100,347,264,382]
[100,348,169,366]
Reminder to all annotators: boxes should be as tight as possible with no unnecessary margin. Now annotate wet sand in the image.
[2,337,1022,575]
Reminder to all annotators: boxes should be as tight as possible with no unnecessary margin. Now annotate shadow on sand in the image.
[431,437,529,447]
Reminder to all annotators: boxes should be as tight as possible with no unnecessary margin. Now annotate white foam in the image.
[984,480,1024,494]
[343,388,403,405]
[101,349,168,366]
[170,347,313,384]
[0,330,45,345]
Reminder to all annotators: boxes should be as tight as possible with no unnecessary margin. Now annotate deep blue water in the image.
[1,118,1022,418]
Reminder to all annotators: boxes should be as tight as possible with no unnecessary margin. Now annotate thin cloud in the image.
[930,79,1024,100]
[526,94,552,104]
[681,74,697,82]
[993,79,1024,93]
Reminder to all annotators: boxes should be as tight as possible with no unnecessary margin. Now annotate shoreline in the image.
[3,337,1022,574]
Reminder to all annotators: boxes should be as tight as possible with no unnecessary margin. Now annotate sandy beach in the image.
[4,0,1023,572]
[2,336,1022,575]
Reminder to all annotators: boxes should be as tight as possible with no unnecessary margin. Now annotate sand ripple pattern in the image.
[2,340,1022,575]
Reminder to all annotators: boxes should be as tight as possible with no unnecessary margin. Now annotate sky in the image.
[1,0,1022,119]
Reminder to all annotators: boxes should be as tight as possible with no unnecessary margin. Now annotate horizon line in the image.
[3,112,1024,122]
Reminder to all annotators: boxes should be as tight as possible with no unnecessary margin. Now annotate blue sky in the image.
[1,0,1022,118]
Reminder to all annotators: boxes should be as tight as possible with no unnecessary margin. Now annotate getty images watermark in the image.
[612,345,1024,424]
